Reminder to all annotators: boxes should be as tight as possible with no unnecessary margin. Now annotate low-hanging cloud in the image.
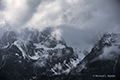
[0,0,120,51]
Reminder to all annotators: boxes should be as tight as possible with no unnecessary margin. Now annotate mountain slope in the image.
[0,28,80,80]
[68,32,120,80]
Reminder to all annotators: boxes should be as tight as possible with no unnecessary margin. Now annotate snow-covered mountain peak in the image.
[70,32,120,80]
[0,28,80,76]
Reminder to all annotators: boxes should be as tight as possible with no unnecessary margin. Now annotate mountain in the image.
[66,32,120,80]
[0,29,120,80]
[0,28,80,80]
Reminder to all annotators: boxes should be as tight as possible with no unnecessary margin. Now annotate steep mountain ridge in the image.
[0,28,80,80]
[67,32,120,80]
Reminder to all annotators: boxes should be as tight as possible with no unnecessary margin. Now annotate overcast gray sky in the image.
[0,0,120,51]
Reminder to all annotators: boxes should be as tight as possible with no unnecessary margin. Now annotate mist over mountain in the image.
[0,28,120,80]
[0,0,120,80]
[0,0,120,46]
[0,28,81,79]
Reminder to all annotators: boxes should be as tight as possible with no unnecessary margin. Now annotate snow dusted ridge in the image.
[34,43,65,51]
[0,28,82,75]
[13,37,80,75]
[70,32,120,76]
[13,40,27,59]
[51,58,80,75]
[13,39,66,60]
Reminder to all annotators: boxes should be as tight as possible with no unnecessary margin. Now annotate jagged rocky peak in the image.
[0,27,66,48]
[69,32,120,80]
[0,27,68,59]
[0,27,80,79]
[89,32,120,61]
[83,32,120,62]
[99,32,118,45]
[91,32,120,54]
